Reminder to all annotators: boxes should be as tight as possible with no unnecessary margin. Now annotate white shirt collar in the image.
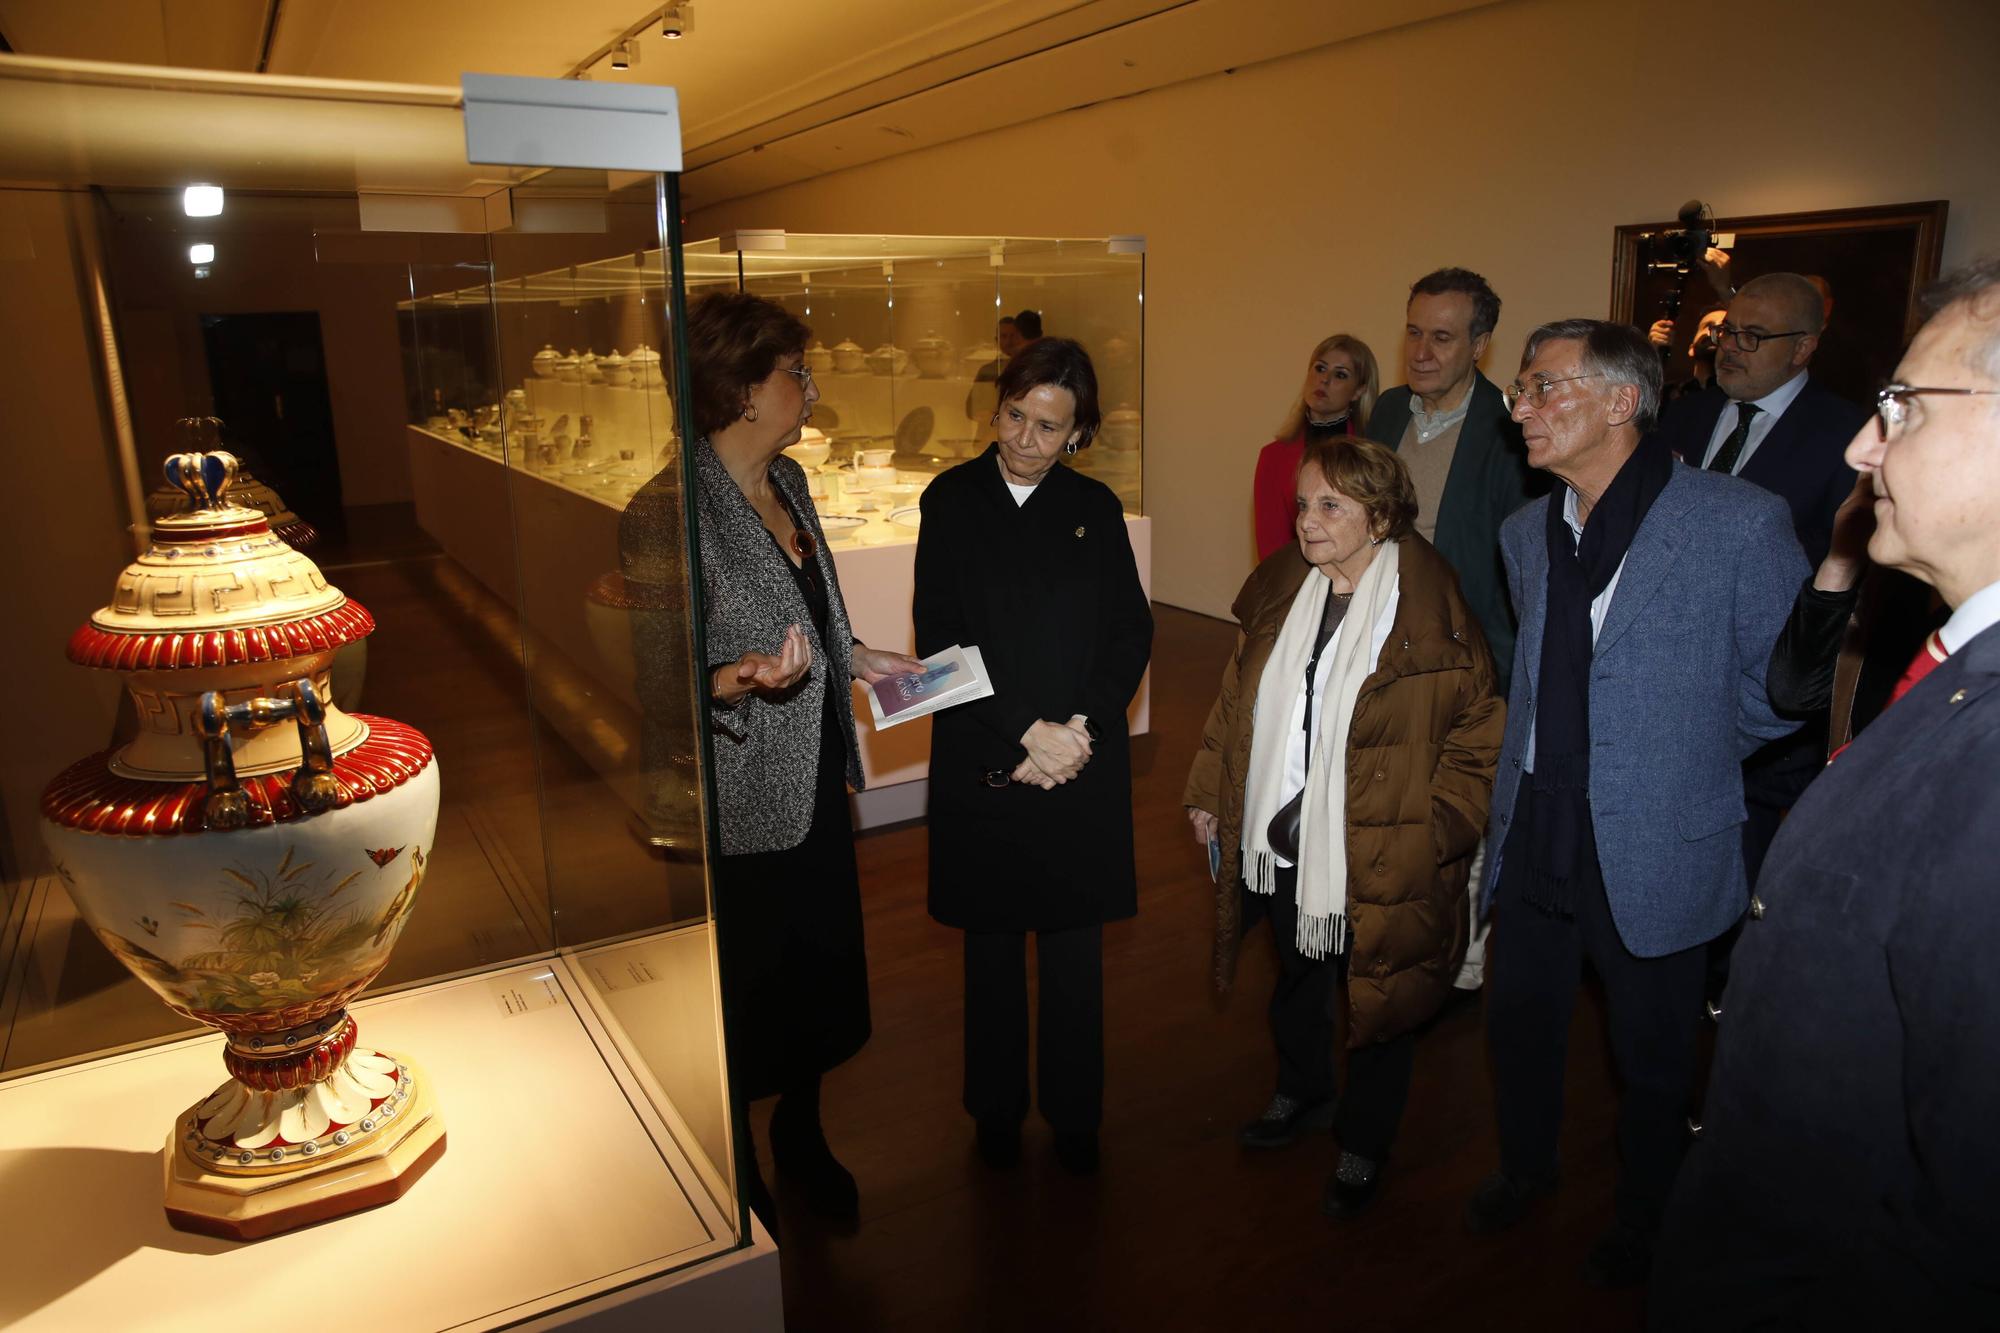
[1732,368,1811,418]
[1940,577,2000,655]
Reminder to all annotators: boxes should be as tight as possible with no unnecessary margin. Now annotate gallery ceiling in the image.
[0,0,1497,207]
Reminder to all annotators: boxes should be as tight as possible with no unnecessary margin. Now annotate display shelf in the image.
[0,956,778,1331]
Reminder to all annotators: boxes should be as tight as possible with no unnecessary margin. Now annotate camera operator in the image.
[1649,306,1727,408]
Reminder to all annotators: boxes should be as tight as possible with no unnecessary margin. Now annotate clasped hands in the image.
[1013,716,1093,789]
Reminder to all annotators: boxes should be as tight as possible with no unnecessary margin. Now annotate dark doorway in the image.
[201,311,344,534]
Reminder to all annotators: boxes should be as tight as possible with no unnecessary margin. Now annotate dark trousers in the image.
[963,924,1103,1133]
[1245,868,1416,1162]
[1487,786,1707,1231]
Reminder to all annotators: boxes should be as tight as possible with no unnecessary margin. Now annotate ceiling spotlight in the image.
[189,243,215,264]
[662,4,688,38]
[183,185,224,217]
[611,40,637,70]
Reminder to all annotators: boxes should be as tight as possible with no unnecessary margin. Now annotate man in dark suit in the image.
[1654,272,1871,901]
[1654,271,1866,568]
[1370,268,1545,991]
[1465,319,1804,1289]
[1653,259,2000,1330]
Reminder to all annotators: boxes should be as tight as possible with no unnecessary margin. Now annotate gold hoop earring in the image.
[744,408,759,423]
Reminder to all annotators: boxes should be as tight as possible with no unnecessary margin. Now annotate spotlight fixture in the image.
[611,40,637,70]
[662,3,688,38]
[183,184,224,218]
[189,243,215,264]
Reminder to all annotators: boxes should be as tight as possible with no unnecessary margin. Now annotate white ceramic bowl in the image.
[888,505,922,537]
[818,513,868,544]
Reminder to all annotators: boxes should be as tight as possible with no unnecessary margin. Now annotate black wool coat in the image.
[914,447,1154,932]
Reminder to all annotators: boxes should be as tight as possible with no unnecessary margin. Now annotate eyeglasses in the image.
[1873,382,2000,442]
[1502,372,1600,412]
[1713,324,1807,353]
[773,364,815,389]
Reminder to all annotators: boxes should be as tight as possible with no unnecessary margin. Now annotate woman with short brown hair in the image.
[1187,435,1502,1217]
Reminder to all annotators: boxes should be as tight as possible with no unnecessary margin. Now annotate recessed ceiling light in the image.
[189,243,215,264]
[183,185,223,217]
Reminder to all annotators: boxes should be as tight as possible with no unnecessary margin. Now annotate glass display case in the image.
[405,231,1145,546]
[0,56,773,1329]
[401,231,1151,818]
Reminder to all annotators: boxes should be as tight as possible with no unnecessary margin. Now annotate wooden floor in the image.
[754,603,1647,1332]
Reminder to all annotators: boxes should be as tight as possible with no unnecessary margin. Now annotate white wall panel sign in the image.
[462,74,683,173]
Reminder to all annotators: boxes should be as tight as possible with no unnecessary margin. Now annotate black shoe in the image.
[1581,1221,1655,1288]
[975,1119,1021,1169]
[1464,1168,1556,1234]
[1320,1152,1383,1220]
[1237,1092,1337,1150]
[1053,1130,1100,1176]
[769,1101,860,1222]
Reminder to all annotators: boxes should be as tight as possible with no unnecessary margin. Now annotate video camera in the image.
[1640,199,1737,321]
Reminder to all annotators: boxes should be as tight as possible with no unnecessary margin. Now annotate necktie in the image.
[1888,630,1949,707]
[1708,401,1760,474]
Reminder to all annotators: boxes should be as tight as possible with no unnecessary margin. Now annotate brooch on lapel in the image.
[1074,526,1086,538]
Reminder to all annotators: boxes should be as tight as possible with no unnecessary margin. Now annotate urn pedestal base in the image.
[163,1055,446,1241]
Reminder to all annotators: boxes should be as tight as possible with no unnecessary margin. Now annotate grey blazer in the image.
[1480,464,1807,957]
[693,437,864,855]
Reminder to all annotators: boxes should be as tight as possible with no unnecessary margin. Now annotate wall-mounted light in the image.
[611,40,637,70]
[183,185,224,217]
[189,243,215,264]
[662,3,689,38]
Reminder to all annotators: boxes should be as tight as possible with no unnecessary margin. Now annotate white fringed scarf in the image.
[1240,541,1400,959]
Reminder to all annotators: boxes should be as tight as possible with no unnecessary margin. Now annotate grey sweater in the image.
[693,437,864,855]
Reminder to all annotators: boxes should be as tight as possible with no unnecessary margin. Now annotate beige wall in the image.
[687,0,2000,618]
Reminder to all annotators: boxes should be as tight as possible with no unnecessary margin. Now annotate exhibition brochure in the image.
[866,644,994,729]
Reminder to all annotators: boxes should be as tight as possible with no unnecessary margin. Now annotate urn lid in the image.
[70,437,373,673]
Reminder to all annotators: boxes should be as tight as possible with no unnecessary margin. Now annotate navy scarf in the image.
[1521,438,1673,914]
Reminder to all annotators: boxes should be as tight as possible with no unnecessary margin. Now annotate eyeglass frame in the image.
[1502,372,1601,412]
[1872,382,2000,442]
[771,363,815,390]
[1712,324,1809,353]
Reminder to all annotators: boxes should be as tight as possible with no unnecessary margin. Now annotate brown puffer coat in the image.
[1183,536,1504,1047]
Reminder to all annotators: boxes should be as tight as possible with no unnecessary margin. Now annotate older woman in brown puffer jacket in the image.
[1184,435,1503,1220]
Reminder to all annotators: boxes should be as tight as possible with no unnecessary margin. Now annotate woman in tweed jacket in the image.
[689,291,921,1227]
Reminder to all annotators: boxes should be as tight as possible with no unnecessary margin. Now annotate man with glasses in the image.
[1653,261,2000,1327]
[1466,320,1804,1289]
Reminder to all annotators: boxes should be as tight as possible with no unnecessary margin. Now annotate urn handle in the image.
[195,679,340,829]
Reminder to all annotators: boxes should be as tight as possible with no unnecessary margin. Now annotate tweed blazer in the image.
[1480,463,1807,957]
[693,437,863,855]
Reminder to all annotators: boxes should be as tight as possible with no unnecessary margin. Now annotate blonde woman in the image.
[1253,334,1380,560]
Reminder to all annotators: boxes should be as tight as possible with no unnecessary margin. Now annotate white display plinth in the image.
[0,959,778,1331]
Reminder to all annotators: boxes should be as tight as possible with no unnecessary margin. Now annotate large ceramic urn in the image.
[40,450,444,1241]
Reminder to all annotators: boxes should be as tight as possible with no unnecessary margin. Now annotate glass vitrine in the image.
[0,55,768,1330]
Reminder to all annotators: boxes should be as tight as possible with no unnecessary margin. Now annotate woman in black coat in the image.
[913,337,1153,1174]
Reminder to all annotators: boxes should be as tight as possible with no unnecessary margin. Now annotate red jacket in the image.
[1252,421,1357,561]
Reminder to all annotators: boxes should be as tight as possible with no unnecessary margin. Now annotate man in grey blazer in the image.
[1464,319,1806,1289]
